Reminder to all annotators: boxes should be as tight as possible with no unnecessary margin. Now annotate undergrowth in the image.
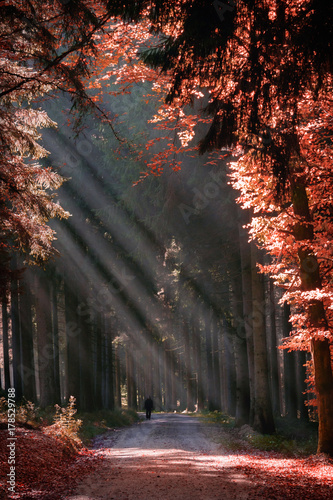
[200,411,318,457]
[0,396,139,451]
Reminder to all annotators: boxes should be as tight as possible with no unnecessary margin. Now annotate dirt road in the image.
[65,413,333,500]
[66,413,256,500]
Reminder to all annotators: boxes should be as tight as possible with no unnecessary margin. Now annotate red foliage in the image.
[0,428,103,499]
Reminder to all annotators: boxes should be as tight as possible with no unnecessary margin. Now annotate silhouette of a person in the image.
[144,396,153,419]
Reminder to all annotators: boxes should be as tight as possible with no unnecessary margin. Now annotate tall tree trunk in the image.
[11,273,23,401]
[115,342,122,407]
[194,320,204,411]
[205,311,215,411]
[251,245,275,433]
[230,273,250,426]
[163,340,171,410]
[94,310,103,410]
[183,320,195,411]
[268,278,281,416]
[291,180,333,454]
[283,302,297,418]
[126,342,137,410]
[211,317,221,411]
[79,300,94,412]
[154,343,162,411]
[64,281,81,403]
[105,316,114,410]
[2,296,11,391]
[51,277,61,404]
[297,351,308,420]
[223,320,237,416]
[20,277,36,402]
[35,272,55,407]
[239,219,255,424]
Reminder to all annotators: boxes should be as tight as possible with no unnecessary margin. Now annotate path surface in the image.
[66,413,255,500]
[65,413,333,500]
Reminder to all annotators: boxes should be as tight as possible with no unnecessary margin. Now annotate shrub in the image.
[45,396,82,455]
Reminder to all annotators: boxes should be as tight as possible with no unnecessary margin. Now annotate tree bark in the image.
[64,281,81,403]
[184,320,195,411]
[239,218,255,424]
[2,296,11,391]
[251,244,275,433]
[20,277,36,402]
[35,272,56,407]
[291,180,333,454]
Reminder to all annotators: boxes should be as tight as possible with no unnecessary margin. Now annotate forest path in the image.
[65,413,256,500]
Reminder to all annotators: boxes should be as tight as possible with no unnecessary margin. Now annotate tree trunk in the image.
[230,273,250,426]
[251,244,275,434]
[239,218,255,424]
[211,318,221,411]
[2,296,11,391]
[20,277,36,402]
[268,278,281,416]
[51,278,61,404]
[283,302,297,418]
[35,272,55,407]
[64,281,81,403]
[291,180,333,455]
[205,311,215,411]
[105,316,114,410]
[184,320,195,412]
[11,273,23,401]
[194,320,204,411]
[115,342,122,407]
[297,351,308,420]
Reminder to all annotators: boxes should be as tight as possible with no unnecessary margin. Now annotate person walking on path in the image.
[144,396,153,419]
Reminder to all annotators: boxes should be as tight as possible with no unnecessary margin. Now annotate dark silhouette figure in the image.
[144,396,153,419]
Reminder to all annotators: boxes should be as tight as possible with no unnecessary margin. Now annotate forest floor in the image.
[1,413,333,500]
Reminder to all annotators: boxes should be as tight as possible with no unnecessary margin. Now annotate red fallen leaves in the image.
[233,452,333,499]
[0,428,104,499]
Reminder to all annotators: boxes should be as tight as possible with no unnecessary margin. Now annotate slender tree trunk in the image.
[184,320,195,411]
[154,344,162,411]
[230,273,250,426]
[126,343,137,410]
[79,300,94,412]
[239,219,255,424]
[251,245,275,433]
[223,321,237,416]
[297,351,308,420]
[211,317,221,411]
[2,296,11,391]
[194,320,204,411]
[164,340,171,410]
[64,281,81,403]
[20,278,36,402]
[94,311,103,410]
[115,342,122,407]
[51,278,61,404]
[11,273,23,401]
[105,316,114,410]
[205,311,214,410]
[283,302,297,418]
[35,272,55,407]
[268,278,281,416]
